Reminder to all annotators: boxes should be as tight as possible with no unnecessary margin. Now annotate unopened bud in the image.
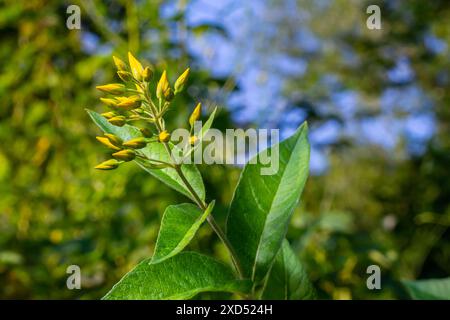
[113,56,127,72]
[100,98,118,109]
[95,159,122,170]
[108,116,126,127]
[96,136,121,150]
[174,68,190,94]
[158,130,171,143]
[96,83,126,95]
[142,67,153,82]
[128,51,143,81]
[112,149,136,161]
[164,87,174,101]
[156,70,169,99]
[101,111,117,119]
[122,137,147,149]
[116,95,141,110]
[189,103,202,127]
[104,133,123,146]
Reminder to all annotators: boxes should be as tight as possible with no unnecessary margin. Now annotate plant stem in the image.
[173,165,244,278]
[142,87,244,279]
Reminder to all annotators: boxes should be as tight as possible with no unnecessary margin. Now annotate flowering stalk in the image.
[94,52,244,278]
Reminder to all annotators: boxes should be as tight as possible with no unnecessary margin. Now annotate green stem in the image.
[173,165,244,279]
[142,87,244,279]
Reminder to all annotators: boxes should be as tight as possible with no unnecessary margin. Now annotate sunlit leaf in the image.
[103,252,251,300]
[151,201,215,264]
[226,123,310,283]
[402,277,450,300]
[261,240,316,299]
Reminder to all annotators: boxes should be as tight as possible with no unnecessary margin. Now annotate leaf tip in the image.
[300,121,309,134]
[208,199,216,210]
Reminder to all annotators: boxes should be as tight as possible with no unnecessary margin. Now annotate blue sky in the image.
[169,0,441,173]
[82,0,445,174]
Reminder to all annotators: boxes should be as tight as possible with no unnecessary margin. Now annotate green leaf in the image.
[402,277,450,300]
[87,109,205,201]
[226,123,310,282]
[151,202,215,264]
[198,107,217,139]
[261,240,316,300]
[103,252,251,300]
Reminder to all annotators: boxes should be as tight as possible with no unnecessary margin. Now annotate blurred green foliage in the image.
[0,0,448,299]
[0,0,237,299]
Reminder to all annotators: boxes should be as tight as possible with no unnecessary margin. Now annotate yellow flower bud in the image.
[189,102,202,127]
[164,87,174,101]
[189,136,198,145]
[174,68,190,94]
[122,137,147,149]
[112,149,136,162]
[96,83,126,95]
[104,133,123,146]
[115,97,128,103]
[108,116,126,127]
[100,98,118,109]
[96,136,121,150]
[142,67,153,82]
[158,130,171,143]
[101,111,117,119]
[113,56,127,71]
[128,51,143,81]
[116,95,142,111]
[117,71,132,82]
[156,70,169,99]
[95,159,122,170]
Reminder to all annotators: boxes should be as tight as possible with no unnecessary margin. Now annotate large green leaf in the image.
[226,123,310,282]
[151,202,215,264]
[402,277,450,300]
[261,240,316,300]
[103,252,251,300]
[87,109,205,201]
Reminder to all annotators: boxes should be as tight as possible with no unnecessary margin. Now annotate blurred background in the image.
[0,0,449,299]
